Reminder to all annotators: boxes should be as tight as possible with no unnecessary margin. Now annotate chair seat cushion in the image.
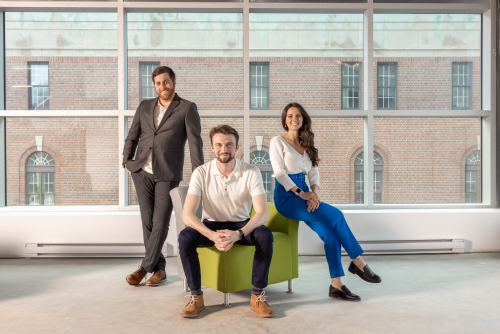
[198,231,292,293]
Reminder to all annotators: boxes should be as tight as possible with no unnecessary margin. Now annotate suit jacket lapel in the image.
[150,98,158,130]
[157,94,180,130]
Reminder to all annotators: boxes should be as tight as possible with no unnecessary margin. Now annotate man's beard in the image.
[216,153,235,164]
[158,88,175,100]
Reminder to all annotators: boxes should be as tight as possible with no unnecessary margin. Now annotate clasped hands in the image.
[299,191,321,212]
[211,229,240,252]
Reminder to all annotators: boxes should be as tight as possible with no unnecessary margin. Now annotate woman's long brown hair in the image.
[281,102,320,167]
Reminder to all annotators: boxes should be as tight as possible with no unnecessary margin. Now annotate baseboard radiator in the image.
[341,239,465,255]
[25,243,173,258]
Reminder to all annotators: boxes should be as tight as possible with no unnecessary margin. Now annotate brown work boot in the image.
[250,291,275,318]
[146,269,166,286]
[180,294,205,318]
[126,266,147,286]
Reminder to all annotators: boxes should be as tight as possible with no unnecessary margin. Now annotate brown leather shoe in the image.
[250,292,275,318]
[126,266,147,286]
[146,269,166,286]
[180,294,205,318]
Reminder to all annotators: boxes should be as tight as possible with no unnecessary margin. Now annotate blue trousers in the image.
[274,173,364,278]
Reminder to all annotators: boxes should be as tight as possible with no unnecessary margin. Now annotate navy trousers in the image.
[274,173,364,278]
[178,219,274,292]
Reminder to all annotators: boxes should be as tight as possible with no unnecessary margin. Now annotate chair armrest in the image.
[251,203,299,278]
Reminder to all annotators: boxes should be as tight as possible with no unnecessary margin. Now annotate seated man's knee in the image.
[254,226,274,245]
[178,227,198,250]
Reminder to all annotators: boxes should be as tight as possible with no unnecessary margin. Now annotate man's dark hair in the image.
[209,125,240,146]
[151,66,176,84]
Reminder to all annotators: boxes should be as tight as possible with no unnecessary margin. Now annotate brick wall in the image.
[127,57,243,111]
[373,57,481,110]
[6,57,118,110]
[5,56,482,205]
[6,118,119,206]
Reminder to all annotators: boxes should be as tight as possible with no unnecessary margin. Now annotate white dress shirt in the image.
[141,100,170,174]
[187,158,266,222]
[269,135,320,191]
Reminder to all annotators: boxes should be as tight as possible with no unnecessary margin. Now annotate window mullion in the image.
[364,5,374,208]
[118,3,126,209]
[243,2,250,163]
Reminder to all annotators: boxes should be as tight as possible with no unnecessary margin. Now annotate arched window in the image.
[465,150,481,203]
[250,150,274,203]
[354,151,384,204]
[25,151,55,205]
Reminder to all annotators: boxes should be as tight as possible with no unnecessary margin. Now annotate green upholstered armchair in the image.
[170,186,299,306]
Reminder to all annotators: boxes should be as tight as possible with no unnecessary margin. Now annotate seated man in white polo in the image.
[178,125,275,318]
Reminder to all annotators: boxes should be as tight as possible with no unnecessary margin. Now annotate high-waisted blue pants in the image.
[274,173,364,278]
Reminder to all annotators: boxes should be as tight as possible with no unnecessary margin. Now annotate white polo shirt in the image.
[187,158,266,222]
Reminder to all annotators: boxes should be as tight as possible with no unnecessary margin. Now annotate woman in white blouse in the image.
[269,102,381,301]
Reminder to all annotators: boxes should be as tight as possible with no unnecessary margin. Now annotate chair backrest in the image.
[170,185,202,280]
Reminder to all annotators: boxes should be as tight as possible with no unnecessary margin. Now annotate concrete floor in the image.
[1,253,499,334]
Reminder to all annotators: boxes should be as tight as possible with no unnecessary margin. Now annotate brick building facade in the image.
[6,55,481,205]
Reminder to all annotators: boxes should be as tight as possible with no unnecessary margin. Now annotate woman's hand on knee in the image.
[299,191,319,202]
[307,199,321,212]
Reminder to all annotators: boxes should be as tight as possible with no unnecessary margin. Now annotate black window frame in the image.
[341,62,361,110]
[28,61,50,110]
[250,149,274,203]
[250,62,270,110]
[139,61,161,103]
[354,151,384,204]
[25,151,56,206]
[377,62,397,110]
[465,150,481,203]
[452,61,473,110]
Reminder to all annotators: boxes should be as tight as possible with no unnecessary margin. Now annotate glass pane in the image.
[125,116,244,205]
[373,14,481,110]
[43,173,55,193]
[374,171,383,192]
[27,152,55,166]
[250,13,363,111]
[127,13,243,110]
[5,13,118,110]
[6,118,119,206]
[29,194,40,206]
[374,117,481,204]
[27,172,40,194]
[250,117,364,204]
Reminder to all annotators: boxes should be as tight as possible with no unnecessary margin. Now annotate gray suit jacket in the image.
[123,93,204,181]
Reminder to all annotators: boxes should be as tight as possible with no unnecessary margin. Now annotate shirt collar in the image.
[158,99,170,111]
[210,158,242,179]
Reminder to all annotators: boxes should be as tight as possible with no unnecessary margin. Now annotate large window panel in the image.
[250,117,364,204]
[125,116,244,206]
[250,13,363,111]
[373,117,481,204]
[6,118,119,206]
[127,13,243,111]
[5,13,118,110]
[373,14,481,110]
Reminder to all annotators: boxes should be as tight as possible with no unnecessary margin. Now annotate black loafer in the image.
[329,285,361,302]
[348,261,381,283]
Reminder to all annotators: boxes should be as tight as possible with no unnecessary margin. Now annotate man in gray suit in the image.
[123,66,204,286]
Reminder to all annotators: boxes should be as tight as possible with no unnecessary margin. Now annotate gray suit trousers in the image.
[132,169,179,273]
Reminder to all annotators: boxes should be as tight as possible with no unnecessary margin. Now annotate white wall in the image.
[1,209,499,258]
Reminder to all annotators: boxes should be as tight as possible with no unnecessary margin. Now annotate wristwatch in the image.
[237,229,245,240]
[295,188,302,196]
